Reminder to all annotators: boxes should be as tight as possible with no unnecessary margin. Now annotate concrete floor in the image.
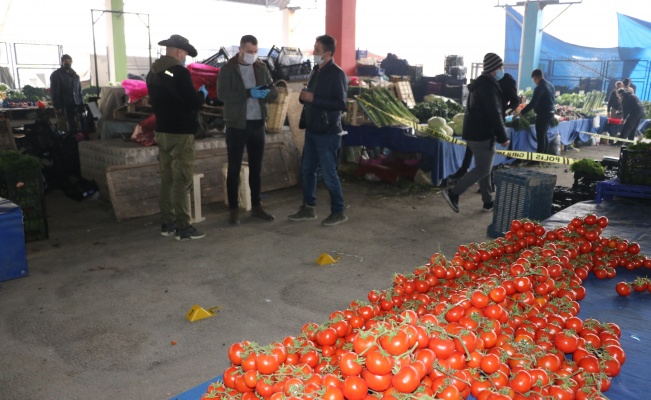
[0,143,619,400]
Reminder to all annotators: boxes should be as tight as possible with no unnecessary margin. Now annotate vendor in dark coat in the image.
[618,88,644,142]
[516,69,555,155]
[607,81,623,117]
[49,54,84,134]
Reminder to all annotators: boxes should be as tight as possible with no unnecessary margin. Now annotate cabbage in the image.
[423,94,439,103]
[427,116,447,129]
[443,125,454,136]
[452,113,464,135]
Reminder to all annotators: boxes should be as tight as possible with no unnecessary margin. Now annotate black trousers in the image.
[226,120,265,210]
[535,113,555,154]
[621,112,643,141]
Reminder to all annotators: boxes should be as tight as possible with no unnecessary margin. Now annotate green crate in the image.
[0,163,48,242]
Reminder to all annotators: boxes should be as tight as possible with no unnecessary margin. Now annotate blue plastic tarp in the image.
[505,8,651,100]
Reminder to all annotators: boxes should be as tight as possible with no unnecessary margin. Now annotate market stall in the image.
[342,124,511,185]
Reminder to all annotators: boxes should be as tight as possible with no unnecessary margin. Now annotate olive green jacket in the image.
[217,57,278,129]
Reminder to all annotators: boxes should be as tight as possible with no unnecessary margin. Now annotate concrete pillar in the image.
[105,0,127,83]
[325,0,356,76]
[518,1,544,91]
[281,8,296,46]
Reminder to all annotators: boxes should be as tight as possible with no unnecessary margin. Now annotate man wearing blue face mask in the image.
[442,53,510,214]
[515,69,556,155]
[218,35,278,225]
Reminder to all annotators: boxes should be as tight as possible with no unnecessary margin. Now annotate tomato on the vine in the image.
[616,282,632,296]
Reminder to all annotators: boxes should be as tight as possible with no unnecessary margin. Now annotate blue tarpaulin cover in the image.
[505,7,651,100]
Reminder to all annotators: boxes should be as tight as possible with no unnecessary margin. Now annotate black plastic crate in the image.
[278,47,303,66]
[619,147,651,186]
[199,47,230,68]
[273,61,312,82]
[356,64,384,76]
[487,169,557,238]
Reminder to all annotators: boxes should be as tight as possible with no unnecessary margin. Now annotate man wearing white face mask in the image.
[289,34,348,226]
[218,34,278,225]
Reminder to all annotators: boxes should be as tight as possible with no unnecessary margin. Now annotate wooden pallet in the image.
[105,141,298,221]
[0,114,17,151]
[346,100,373,126]
[112,103,153,122]
[201,104,223,118]
[393,80,416,109]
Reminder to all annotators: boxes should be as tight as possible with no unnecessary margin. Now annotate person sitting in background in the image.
[607,81,623,118]
[617,88,644,143]
[50,54,84,134]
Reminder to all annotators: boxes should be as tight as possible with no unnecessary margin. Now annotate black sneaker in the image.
[288,205,317,221]
[175,225,205,241]
[482,201,494,212]
[442,189,459,213]
[251,205,275,221]
[322,212,348,226]
[161,223,175,237]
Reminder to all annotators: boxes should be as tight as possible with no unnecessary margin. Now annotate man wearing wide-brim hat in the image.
[146,34,208,241]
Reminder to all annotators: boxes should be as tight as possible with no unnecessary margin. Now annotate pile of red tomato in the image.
[203,214,649,400]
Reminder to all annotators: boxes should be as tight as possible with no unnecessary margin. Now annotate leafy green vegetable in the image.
[410,97,463,123]
[569,158,605,176]
[355,87,418,127]
[21,85,48,102]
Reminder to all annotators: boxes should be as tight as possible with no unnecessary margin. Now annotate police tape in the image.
[355,98,577,164]
[579,131,635,144]
[495,150,576,165]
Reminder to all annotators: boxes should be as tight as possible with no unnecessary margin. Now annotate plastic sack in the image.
[131,115,156,146]
[121,79,149,103]
[187,63,220,98]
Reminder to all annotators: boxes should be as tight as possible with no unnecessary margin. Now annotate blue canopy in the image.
[505,8,651,100]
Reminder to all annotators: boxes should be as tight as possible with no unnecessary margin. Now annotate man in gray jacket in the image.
[218,35,277,225]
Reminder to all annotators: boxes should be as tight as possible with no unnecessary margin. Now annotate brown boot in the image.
[251,205,275,221]
[229,209,240,225]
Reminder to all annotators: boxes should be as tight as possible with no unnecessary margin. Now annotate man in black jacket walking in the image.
[147,34,207,241]
[289,34,348,226]
[449,72,519,180]
[515,69,555,155]
[443,53,510,214]
[49,54,84,134]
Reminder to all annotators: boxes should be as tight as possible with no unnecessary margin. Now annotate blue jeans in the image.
[301,130,345,213]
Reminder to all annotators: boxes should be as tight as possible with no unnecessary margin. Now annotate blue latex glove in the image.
[250,86,270,99]
[199,85,208,98]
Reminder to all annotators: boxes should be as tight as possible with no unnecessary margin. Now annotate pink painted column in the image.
[325,0,356,76]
